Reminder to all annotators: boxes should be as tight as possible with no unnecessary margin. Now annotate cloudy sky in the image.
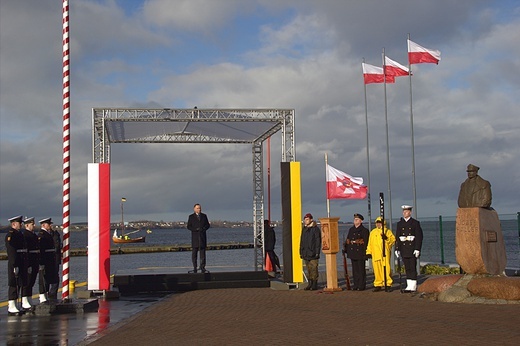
[1,0,519,226]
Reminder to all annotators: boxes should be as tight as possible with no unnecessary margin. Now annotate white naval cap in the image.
[23,216,35,223]
[8,215,23,223]
[38,217,53,224]
[401,205,413,210]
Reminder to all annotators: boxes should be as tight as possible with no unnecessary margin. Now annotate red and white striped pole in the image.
[61,0,71,301]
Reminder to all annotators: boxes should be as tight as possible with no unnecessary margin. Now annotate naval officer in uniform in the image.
[21,216,39,310]
[38,217,59,303]
[395,205,423,293]
[5,215,27,315]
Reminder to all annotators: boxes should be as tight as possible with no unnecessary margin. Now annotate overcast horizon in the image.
[1,0,519,226]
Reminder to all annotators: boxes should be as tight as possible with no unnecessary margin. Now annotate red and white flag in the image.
[362,63,395,84]
[384,56,410,77]
[326,164,367,200]
[408,39,441,64]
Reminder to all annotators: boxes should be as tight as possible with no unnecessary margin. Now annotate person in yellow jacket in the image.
[366,217,395,292]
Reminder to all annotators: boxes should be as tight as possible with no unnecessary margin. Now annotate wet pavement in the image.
[0,293,168,345]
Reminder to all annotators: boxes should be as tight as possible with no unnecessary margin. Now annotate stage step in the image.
[113,270,270,295]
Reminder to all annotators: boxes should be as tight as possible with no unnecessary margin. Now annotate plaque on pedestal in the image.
[319,217,342,292]
[455,208,506,275]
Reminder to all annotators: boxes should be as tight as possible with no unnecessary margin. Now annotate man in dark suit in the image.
[187,203,211,273]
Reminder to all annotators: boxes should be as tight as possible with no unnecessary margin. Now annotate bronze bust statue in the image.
[457,164,492,208]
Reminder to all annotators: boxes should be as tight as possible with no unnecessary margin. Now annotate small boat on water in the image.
[112,230,146,243]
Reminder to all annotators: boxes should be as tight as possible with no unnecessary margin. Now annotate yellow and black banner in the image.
[281,161,303,283]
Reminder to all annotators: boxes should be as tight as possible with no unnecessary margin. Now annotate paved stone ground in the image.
[83,284,520,345]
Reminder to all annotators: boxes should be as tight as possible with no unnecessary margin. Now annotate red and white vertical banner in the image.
[61,0,71,300]
[88,163,111,291]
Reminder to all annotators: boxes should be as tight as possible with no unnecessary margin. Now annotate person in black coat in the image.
[395,205,423,293]
[299,213,321,291]
[264,220,280,272]
[187,203,211,273]
[49,227,62,299]
[38,218,59,303]
[5,215,27,315]
[343,213,369,291]
[21,217,39,310]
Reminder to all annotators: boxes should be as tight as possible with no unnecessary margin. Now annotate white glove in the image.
[395,251,400,258]
[399,236,406,242]
[28,267,32,275]
[414,250,420,258]
[39,265,45,271]
[14,267,19,275]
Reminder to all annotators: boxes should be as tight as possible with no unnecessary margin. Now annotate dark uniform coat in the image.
[187,212,210,248]
[395,217,423,281]
[395,217,423,258]
[344,224,369,290]
[344,225,369,260]
[38,229,59,285]
[52,230,62,265]
[5,227,27,299]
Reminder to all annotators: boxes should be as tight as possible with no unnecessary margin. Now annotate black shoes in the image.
[304,280,318,291]
[304,280,313,290]
[373,286,382,292]
[188,269,197,274]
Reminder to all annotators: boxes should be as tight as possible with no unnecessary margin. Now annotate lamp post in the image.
[121,197,126,237]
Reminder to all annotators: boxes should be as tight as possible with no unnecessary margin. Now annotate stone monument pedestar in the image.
[455,207,506,275]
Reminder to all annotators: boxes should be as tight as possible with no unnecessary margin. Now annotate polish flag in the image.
[362,63,395,84]
[384,56,410,77]
[326,164,367,200]
[408,39,441,64]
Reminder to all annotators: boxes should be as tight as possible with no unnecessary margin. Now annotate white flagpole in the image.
[325,153,330,217]
[362,59,372,231]
[382,49,394,228]
[407,33,418,219]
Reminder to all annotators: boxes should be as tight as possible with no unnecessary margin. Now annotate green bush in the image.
[420,264,460,275]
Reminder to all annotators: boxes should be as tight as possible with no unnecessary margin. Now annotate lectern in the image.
[319,217,342,292]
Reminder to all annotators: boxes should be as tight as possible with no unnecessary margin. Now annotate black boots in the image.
[304,280,318,291]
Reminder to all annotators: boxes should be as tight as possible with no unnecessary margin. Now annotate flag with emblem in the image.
[326,164,367,199]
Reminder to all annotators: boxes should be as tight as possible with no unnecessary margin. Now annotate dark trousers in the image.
[192,247,206,270]
[351,259,366,290]
[8,286,19,300]
[22,265,39,297]
[402,256,418,280]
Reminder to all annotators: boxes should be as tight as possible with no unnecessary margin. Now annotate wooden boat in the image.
[112,230,146,243]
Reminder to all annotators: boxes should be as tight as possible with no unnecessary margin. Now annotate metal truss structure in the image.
[92,108,296,269]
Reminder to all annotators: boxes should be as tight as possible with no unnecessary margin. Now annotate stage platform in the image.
[113,266,271,295]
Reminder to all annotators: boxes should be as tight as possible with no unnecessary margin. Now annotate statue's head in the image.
[466,164,479,178]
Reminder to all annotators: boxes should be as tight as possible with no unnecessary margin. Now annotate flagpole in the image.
[407,33,418,219]
[325,153,330,217]
[362,58,372,231]
[382,48,394,228]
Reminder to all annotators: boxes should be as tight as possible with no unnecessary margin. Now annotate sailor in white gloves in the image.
[395,205,423,293]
